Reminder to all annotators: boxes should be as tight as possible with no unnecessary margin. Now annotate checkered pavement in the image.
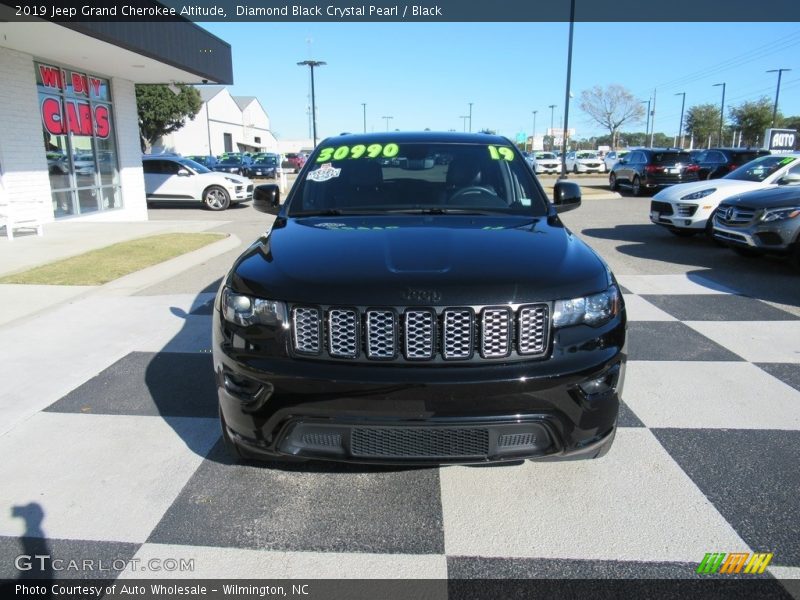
[0,273,798,584]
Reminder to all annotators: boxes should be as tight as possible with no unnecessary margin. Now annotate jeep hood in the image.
[229,216,610,305]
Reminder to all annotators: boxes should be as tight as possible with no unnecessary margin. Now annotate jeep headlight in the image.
[680,188,716,200]
[761,207,800,222]
[553,286,621,328]
[221,288,287,327]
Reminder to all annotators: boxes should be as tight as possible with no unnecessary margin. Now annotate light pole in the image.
[297,60,325,147]
[468,102,473,132]
[548,104,556,150]
[559,0,576,179]
[531,110,538,151]
[767,68,791,127]
[640,99,651,146]
[460,116,469,132]
[675,92,686,149]
[361,103,366,133]
[382,115,393,131]
[713,82,726,146]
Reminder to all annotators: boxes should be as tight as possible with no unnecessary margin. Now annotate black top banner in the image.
[2,0,800,22]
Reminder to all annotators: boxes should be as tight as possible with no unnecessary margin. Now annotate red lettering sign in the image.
[41,97,110,139]
[94,105,110,138]
[70,72,89,96]
[41,97,63,135]
[90,77,102,97]
[38,65,63,90]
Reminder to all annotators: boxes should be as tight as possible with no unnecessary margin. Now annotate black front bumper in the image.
[213,314,626,465]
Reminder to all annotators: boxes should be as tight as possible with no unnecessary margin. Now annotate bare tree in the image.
[579,85,645,149]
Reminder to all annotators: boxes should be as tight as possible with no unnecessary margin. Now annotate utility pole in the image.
[675,92,686,149]
[531,110,538,152]
[361,103,366,133]
[468,102,473,132]
[297,60,326,147]
[649,88,657,147]
[767,68,791,127]
[559,0,575,179]
[548,104,556,151]
[382,115,393,131]
[713,82,726,146]
[641,99,651,146]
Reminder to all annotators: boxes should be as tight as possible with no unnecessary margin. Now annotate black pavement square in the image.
[756,363,800,394]
[627,322,744,362]
[45,352,218,418]
[640,295,799,322]
[147,440,445,554]
[618,401,644,428]
[653,428,800,567]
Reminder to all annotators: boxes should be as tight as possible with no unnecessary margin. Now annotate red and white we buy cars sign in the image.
[38,64,110,138]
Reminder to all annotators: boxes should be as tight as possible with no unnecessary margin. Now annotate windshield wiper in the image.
[292,209,377,216]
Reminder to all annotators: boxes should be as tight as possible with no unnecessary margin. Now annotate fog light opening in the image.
[578,364,620,398]
[223,371,267,405]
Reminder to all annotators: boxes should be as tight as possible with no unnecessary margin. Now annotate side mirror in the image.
[617,159,627,165]
[778,172,800,185]
[553,181,581,213]
[253,184,281,214]
[177,169,191,177]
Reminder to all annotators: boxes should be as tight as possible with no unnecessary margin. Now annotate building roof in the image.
[198,86,226,103]
[232,96,258,111]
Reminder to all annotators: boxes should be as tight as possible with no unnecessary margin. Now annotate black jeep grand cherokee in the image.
[213,132,626,465]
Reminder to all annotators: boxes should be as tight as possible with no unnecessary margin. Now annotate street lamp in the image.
[468,102,473,132]
[361,103,367,134]
[675,92,686,149]
[382,115,393,131]
[713,82,726,146]
[460,116,469,132]
[559,0,576,179]
[297,60,326,147]
[548,104,556,150]
[767,68,791,127]
[531,110,538,151]
[640,99,651,146]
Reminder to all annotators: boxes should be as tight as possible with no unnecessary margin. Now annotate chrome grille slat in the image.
[716,206,756,226]
[405,310,435,359]
[292,307,321,354]
[290,303,550,362]
[328,308,358,358]
[366,310,396,359]
[518,305,548,355]
[481,308,512,358]
[443,309,473,359]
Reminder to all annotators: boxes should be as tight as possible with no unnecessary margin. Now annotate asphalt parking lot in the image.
[0,184,798,588]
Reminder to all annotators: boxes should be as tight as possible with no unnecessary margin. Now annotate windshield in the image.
[218,157,243,166]
[725,155,796,182]
[179,158,211,174]
[255,157,278,166]
[536,153,556,160]
[288,141,549,217]
[576,152,598,159]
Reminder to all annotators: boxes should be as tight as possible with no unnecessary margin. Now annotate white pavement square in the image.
[685,321,800,363]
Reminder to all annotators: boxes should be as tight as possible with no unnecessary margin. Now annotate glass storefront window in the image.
[37,62,121,218]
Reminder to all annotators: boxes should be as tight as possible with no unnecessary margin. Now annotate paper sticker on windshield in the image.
[487,145,515,161]
[307,163,341,182]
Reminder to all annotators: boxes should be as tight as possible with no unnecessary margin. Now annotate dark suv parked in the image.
[212,132,627,465]
[713,185,800,268]
[694,148,770,180]
[214,155,253,176]
[609,148,699,196]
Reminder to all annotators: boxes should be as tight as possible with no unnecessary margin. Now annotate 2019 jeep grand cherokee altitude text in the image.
[213,132,627,465]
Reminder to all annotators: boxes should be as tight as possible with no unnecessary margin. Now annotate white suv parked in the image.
[142,155,253,210]
[650,153,800,236]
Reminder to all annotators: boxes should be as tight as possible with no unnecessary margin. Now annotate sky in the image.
[201,21,800,144]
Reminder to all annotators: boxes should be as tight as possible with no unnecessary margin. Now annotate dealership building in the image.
[0,16,232,224]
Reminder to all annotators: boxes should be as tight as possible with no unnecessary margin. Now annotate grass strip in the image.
[0,232,227,286]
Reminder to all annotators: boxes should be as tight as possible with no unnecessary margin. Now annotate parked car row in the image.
[647,152,800,270]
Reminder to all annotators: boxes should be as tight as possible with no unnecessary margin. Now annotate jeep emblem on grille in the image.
[402,288,442,303]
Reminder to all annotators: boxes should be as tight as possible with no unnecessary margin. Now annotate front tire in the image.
[203,186,231,211]
[632,176,642,197]
[609,173,618,191]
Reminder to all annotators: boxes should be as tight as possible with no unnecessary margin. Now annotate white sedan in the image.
[565,151,605,174]
[531,152,561,174]
[649,153,800,236]
[603,150,629,172]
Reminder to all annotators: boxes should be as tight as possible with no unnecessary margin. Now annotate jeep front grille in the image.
[289,304,550,363]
